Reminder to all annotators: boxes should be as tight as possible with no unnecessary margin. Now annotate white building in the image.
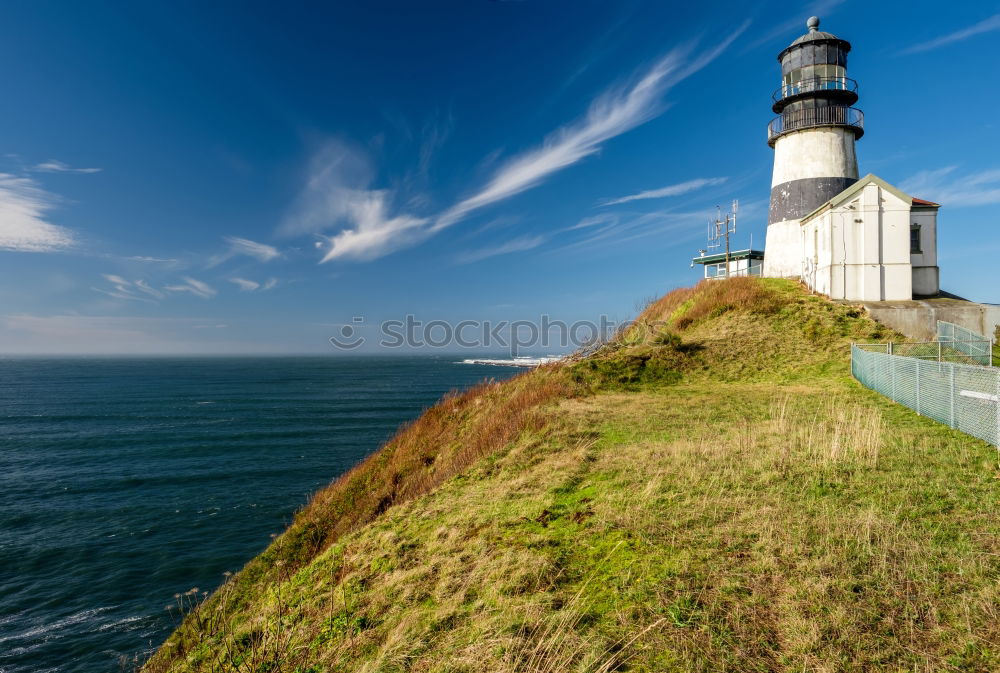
[691,249,765,280]
[799,175,939,301]
[761,17,941,301]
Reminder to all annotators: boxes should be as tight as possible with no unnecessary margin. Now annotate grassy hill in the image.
[142,278,1000,672]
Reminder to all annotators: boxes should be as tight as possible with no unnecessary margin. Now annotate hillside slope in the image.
[144,279,1000,672]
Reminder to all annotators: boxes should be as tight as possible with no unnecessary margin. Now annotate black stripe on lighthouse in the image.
[768,176,857,224]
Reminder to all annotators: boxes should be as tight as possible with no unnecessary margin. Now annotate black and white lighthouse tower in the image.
[762,16,864,278]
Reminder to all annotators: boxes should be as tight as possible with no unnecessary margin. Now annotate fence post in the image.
[938,340,942,363]
[949,364,956,429]
[916,359,921,415]
[891,354,897,402]
[995,372,999,449]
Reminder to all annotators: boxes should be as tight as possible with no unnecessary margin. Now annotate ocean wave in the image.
[0,606,114,645]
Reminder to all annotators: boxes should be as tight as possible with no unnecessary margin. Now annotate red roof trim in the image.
[912,197,940,207]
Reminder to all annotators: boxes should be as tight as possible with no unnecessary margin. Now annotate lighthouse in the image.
[762,16,863,278]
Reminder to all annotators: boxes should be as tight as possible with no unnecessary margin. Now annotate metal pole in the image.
[949,364,956,429]
[724,220,731,278]
[891,353,897,402]
[916,359,921,415]
[938,340,942,363]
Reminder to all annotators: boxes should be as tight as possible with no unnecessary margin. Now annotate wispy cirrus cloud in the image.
[281,140,430,262]
[92,274,166,302]
[165,276,217,299]
[901,166,1000,207]
[229,277,278,292]
[899,13,1000,55]
[290,24,748,263]
[455,235,546,264]
[557,198,768,256]
[134,279,165,299]
[0,173,76,252]
[126,255,178,264]
[599,176,728,206]
[208,236,282,267]
[433,26,748,232]
[229,277,260,291]
[31,159,102,174]
[564,213,618,232]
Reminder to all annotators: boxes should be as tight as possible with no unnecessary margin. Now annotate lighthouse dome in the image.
[789,16,840,45]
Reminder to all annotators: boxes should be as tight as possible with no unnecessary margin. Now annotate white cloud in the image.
[565,213,618,231]
[230,277,278,291]
[31,159,101,174]
[900,166,1000,207]
[229,277,260,291]
[556,198,768,256]
[286,25,747,264]
[316,193,428,262]
[434,28,746,232]
[455,235,546,264]
[0,173,76,252]
[134,279,165,299]
[600,177,727,206]
[92,274,162,303]
[209,236,282,266]
[92,286,154,303]
[165,276,217,299]
[900,13,1000,55]
[127,255,178,264]
[281,140,430,262]
[225,236,281,262]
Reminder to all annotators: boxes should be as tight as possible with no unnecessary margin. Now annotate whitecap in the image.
[0,606,114,644]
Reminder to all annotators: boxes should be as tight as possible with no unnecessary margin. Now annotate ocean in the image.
[0,356,521,673]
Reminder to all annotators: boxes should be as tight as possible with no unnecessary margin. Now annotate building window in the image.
[910,224,922,254]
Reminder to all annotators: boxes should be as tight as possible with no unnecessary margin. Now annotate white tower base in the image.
[762,219,804,278]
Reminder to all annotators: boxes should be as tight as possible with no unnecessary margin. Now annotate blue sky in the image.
[1,0,998,354]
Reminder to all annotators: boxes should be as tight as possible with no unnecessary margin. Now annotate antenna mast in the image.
[706,200,738,277]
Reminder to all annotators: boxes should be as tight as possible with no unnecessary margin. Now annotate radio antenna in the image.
[706,200,738,277]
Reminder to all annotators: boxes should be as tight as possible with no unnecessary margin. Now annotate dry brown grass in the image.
[636,276,782,331]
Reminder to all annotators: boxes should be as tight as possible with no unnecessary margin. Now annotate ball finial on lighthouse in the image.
[807,16,820,32]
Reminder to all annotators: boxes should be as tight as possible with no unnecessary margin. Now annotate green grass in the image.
[143,279,1000,673]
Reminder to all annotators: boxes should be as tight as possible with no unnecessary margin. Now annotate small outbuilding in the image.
[691,249,765,280]
[798,174,940,301]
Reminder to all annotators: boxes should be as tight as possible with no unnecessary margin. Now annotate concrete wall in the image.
[863,300,1000,342]
[800,182,913,301]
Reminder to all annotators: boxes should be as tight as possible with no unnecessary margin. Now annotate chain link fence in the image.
[937,320,992,365]
[852,322,998,447]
